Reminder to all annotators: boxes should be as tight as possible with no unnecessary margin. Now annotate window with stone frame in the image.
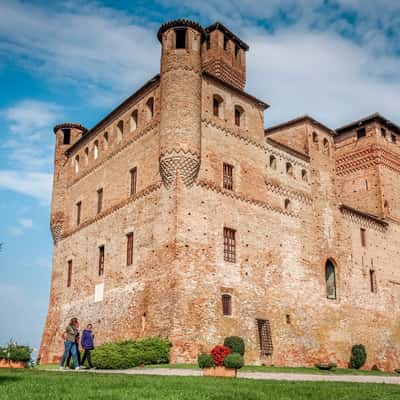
[269,155,277,169]
[67,260,72,288]
[130,167,137,196]
[223,227,236,263]
[222,294,232,316]
[175,28,187,49]
[234,105,244,127]
[130,110,138,132]
[62,128,71,145]
[97,188,103,214]
[223,163,234,190]
[256,319,273,356]
[126,232,134,266]
[325,260,337,299]
[98,245,105,276]
[213,95,223,118]
[146,97,154,120]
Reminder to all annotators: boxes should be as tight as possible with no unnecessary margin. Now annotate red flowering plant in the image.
[211,345,231,366]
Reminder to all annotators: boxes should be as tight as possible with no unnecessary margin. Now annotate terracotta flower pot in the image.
[203,366,237,377]
[0,359,27,369]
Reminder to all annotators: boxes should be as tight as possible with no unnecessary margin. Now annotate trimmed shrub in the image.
[211,345,231,366]
[350,344,367,369]
[0,342,32,362]
[224,336,245,356]
[224,353,244,369]
[91,337,172,369]
[198,353,214,369]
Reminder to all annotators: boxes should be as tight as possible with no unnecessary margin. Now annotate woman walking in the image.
[60,317,80,370]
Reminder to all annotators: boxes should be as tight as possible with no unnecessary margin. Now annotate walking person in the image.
[60,317,80,370]
[81,323,95,369]
[66,320,81,368]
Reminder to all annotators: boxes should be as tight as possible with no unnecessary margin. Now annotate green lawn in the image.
[1,369,400,400]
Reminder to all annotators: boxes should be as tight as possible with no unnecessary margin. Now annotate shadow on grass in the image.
[0,375,22,384]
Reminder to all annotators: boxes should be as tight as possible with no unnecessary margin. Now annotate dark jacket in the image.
[81,329,94,350]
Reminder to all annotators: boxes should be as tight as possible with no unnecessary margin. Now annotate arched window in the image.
[103,132,109,149]
[286,162,293,176]
[213,95,223,118]
[234,105,244,127]
[325,260,337,299]
[84,147,89,165]
[222,294,232,316]
[146,97,154,120]
[175,28,187,49]
[312,131,318,143]
[323,138,329,154]
[116,120,124,142]
[269,155,277,170]
[301,169,308,182]
[130,110,138,132]
[74,155,79,173]
[93,140,99,160]
[284,198,291,211]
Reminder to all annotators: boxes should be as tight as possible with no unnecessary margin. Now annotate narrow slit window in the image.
[98,245,105,276]
[103,132,109,149]
[257,319,273,356]
[312,131,318,143]
[370,269,377,293]
[130,167,137,196]
[67,260,72,288]
[206,35,211,50]
[223,35,228,50]
[126,232,134,266]
[223,227,236,263]
[325,260,337,300]
[175,28,187,49]
[223,163,233,190]
[76,201,82,226]
[97,188,103,214]
[74,155,79,173]
[84,147,89,165]
[222,294,232,316]
[360,228,366,247]
[235,45,240,58]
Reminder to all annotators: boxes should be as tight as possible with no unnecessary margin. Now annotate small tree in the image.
[350,344,367,369]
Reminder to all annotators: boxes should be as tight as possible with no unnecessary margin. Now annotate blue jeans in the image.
[60,340,79,368]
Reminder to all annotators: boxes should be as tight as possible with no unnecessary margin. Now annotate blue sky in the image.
[0,0,399,355]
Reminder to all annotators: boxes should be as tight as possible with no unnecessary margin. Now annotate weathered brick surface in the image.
[40,20,400,371]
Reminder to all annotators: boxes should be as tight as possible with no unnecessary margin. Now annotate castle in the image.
[40,20,400,370]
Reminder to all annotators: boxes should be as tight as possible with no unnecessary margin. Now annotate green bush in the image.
[223,336,245,356]
[223,353,244,369]
[0,342,32,362]
[197,353,214,369]
[91,337,172,369]
[350,344,367,369]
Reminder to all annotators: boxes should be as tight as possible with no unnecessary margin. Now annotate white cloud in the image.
[1,100,62,172]
[10,218,34,236]
[0,0,160,106]
[0,170,52,204]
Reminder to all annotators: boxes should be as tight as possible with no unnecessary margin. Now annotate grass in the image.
[1,369,400,400]
[38,362,400,376]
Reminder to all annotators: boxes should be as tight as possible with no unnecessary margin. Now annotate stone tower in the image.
[158,20,205,188]
[51,123,86,243]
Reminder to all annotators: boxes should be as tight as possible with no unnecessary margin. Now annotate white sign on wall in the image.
[94,283,104,302]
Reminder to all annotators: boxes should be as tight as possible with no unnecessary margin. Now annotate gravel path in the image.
[73,368,400,384]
